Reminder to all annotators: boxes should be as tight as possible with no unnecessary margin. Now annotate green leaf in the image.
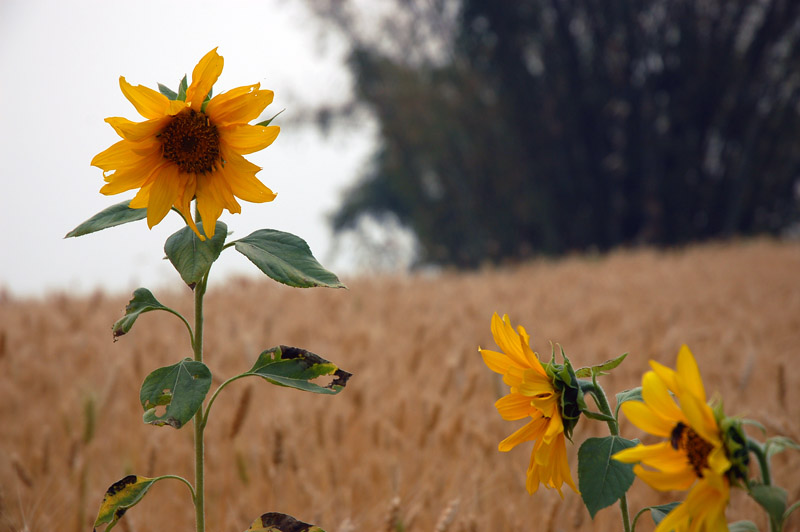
[164,221,227,289]
[140,359,212,428]
[112,288,171,340]
[157,82,178,100]
[649,502,681,525]
[65,200,147,238]
[234,229,346,289]
[574,352,628,378]
[614,387,642,419]
[749,483,787,526]
[177,75,188,101]
[246,512,325,532]
[729,521,760,532]
[247,345,351,395]
[256,109,285,127]
[93,475,156,531]
[578,436,637,518]
[765,436,800,460]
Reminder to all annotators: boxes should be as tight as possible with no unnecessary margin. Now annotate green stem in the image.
[588,378,632,532]
[153,474,197,503]
[201,373,250,430]
[193,273,208,532]
[165,307,195,349]
[748,437,772,486]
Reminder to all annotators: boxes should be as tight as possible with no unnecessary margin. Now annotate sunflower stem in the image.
[589,380,632,532]
[193,272,208,532]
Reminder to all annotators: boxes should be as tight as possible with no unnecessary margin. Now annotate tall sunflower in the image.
[613,345,732,531]
[91,48,279,239]
[479,313,578,496]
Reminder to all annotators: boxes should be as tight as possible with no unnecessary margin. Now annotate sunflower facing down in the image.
[91,48,279,239]
[613,345,733,531]
[479,313,578,496]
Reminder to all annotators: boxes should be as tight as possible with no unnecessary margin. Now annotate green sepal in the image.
[748,482,787,527]
[578,436,637,518]
[614,387,643,419]
[719,416,751,482]
[764,435,800,460]
[728,521,760,532]
[233,229,346,289]
[246,512,325,532]
[649,502,681,525]
[65,200,147,238]
[177,75,188,101]
[112,288,174,340]
[247,345,351,395]
[140,358,212,428]
[158,82,178,100]
[544,346,586,441]
[164,221,227,289]
[93,475,156,531]
[574,352,628,378]
[256,109,285,127]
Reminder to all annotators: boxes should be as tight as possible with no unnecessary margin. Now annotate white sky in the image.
[0,0,376,297]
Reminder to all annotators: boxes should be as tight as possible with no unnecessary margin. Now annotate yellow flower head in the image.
[613,345,732,531]
[479,313,578,496]
[91,48,279,239]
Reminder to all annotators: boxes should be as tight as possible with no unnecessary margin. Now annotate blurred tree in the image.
[308,0,800,267]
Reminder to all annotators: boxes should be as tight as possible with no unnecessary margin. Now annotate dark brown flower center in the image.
[159,109,220,174]
[670,422,714,477]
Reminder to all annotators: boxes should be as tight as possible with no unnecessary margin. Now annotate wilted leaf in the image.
[649,502,681,525]
[112,288,171,339]
[93,475,155,532]
[65,200,146,238]
[248,346,351,395]
[728,521,760,532]
[140,359,212,428]
[614,387,643,419]
[246,512,325,532]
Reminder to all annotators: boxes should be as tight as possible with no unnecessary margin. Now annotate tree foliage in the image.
[309,0,800,267]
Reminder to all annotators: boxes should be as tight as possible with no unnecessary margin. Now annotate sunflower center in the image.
[159,109,220,174]
[670,422,714,477]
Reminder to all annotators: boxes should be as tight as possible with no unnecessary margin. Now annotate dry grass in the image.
[0,239,799,532]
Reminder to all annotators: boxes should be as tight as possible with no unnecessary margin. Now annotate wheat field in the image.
[0,239,798,532]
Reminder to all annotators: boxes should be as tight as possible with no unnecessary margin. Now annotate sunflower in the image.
[91,48,279,239]
[479,313,578,496]
[613,345,732,531]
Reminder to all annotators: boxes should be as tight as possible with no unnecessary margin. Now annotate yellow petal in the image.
[219,146,276,203]
[106,116,170,142]
[649,359,679,393]
[119,77,171,119]
[613,441,690,471]
[146,165,181,228]
[206,84,274,125]
[220,124,279,154]
[129,181,152,209]
[173,173,203,240]
[186,48,224,111]
[490,314,529,368]
[99,151,163,195]
[495,393,534,421]
[678,388,720,446]
[707,446,732,477]
[498,414,547,452]
[632,464,696,491]
[619,400,675,438]
[91,139,156,171]
[676,345,707,403]
[641,370,685,423]
[480,348,517,375]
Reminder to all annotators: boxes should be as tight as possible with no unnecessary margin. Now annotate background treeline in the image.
[308,0,800,267]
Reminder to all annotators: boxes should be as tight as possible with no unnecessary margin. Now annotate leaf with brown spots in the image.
[245,512,325,532]
[93,475,155,532]
[247,345,351,395]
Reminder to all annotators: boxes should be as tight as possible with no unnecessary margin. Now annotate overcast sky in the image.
[0,0,376,297]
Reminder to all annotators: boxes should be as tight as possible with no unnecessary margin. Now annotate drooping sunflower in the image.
[91,48,279,239]
[479,313,578,496]
[613,345,732,531]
